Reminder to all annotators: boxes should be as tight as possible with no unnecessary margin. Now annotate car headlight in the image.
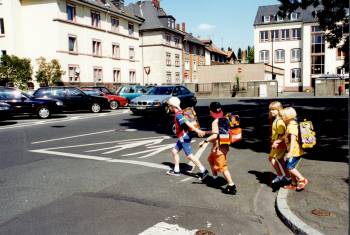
[151,101,161,106]
[56,101,63,106]
[0,106,10,111]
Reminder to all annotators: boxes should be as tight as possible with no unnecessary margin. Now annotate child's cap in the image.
[167,97,181,110]
[209,102,223,118]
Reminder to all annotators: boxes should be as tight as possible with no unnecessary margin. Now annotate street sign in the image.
[144,66,151,75]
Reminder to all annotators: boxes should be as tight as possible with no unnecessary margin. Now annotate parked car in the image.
[129,85,197,115]
[116,85,147,102]
[0,101,13,120]
[0,87,63,119]
[80,87,128,110]
[32,87,110,113]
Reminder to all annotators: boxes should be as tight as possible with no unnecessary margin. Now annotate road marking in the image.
[139,222,197,235]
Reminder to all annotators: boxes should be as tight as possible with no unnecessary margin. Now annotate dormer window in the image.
[263,15,271,23]
[276,15,283,22]
[167,18,175,29]
[290,12,300,21]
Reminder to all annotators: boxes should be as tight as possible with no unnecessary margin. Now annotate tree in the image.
[0,55,33,89]
[237,48,242,60]
[278,0,349,69]
[35,57,65,86]
[247,46,255,64]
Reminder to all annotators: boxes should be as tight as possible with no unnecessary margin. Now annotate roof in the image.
[254,4,321,26]
[78,0,144,23]
[226,51,237,60]
[184,33,204,46]
[125,1,184,35]
[201,40,227,56]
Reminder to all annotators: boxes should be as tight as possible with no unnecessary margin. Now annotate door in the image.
[2,89,32,114]
[65,87,86,110]
[259,84,267,97]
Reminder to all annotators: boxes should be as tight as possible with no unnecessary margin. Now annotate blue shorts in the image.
[175,134,193,156]
[286,157,301,170]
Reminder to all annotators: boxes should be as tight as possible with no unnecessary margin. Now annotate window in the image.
[291,28,301,40]
[68,66,80,82]
[185,59,190,70]
[312,26,322,32]
[68,36,77,52]
[113,69,121,82]
[193,61,197,71]
[281,29,289,40]
[175,72,180,83]
[174,37,180,47]
[129,70,136,83]
[271,30,279,41]
[290,12,300,21]
[337,48,345,60]
[259,50,269,63]
[92,40,101,56]
[275,49,285,63]
[0,18,5,34]
[111,17,119,32]
[91,11,100,28]
[263,15,270,23]
[260,31,269,42]
[66,4,76,21]
[276,15,284,22]
[311,55,324,74]
[175,54,180,67]
[185,44,190,53]
[199,47,204,56]
[167,18,175,29]
[112,44,120,58]
[166,72,172,83]
[93,67,103,82]
[165,34,171,45]
[128,23,134,36]
[291,48,301,62]
[311,34,324,53]
[291,68,301,83]
[166,52,171,66]
[129,47,135,60]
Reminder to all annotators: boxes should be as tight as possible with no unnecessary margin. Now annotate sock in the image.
[174,165,180,173]
[199,166,206,173]
[212,176,218,179]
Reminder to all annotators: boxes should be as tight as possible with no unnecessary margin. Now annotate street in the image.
[0,98,348,235]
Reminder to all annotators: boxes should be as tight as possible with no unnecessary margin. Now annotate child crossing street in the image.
[199,102,237,195]
[280,107,309,191]
[166,97,209,180]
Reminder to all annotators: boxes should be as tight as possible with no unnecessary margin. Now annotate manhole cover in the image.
[312,208,333,217]
[196,230,216,235]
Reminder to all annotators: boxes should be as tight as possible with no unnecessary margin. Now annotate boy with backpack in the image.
[280,107,309,191]
[166,97,209,180]
[199,102,237,195]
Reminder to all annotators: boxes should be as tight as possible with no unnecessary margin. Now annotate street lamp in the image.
[271,32,276,80]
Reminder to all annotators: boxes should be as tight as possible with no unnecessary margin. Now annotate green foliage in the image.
[237,48,242,60]
[247,46,254,64]
[0,55,33,89]
[278,0,349,69]
[234,76,240,91]
[35,57,65,86]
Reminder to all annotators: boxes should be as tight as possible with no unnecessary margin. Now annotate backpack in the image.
[218,113,242,145]
[299,119,316,149]
[182,107,200,132]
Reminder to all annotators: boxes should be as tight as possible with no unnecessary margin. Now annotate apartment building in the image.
[0,0,143,88]
[126,0,184,85]
[202,40,228,65]
[254,5,348,91]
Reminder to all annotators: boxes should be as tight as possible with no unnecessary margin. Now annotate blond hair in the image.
[269,101,283,111]
[280,107,297,121]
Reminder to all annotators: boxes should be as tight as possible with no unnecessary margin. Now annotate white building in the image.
[126,0,184,85]
[254,5,348,92]
[0,0,144,88]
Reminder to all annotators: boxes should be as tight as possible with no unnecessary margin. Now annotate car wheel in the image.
[110,101,119,110]
[37,106,51,119]
[91,103,101,113]
[171,123,176,135]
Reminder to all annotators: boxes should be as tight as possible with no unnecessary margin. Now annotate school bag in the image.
[299,119,316,149]
[218,113,242,145]
[182,107,200,131]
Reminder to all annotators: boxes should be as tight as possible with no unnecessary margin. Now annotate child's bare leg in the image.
[223,169,234,185]
[210,164,218,177]
[187,154,205,172]
[171,148,180,172]
[289,168,305,181]
[269,156,283,176]
[278,159,290,178]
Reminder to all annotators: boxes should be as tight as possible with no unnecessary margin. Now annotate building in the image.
[202,40,228,65]
[126,0,184,85]
[182,29,206,83]
[254,4,348,92]
[0,0,144,88]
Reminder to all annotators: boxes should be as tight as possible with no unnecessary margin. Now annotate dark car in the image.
[129,85,197,115]
[0,101,13,120]
[80,86,128,110]
[32,87,110,113]
[0,87,63,119]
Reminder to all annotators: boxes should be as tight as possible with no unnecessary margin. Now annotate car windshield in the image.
[82,89,101,96]
[147,87,173,95]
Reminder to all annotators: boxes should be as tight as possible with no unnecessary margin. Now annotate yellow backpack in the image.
[299,119,316,149]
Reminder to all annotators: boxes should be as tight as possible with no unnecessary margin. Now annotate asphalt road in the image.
[0,97,347,235]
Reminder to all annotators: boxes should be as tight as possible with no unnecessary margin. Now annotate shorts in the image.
[286,157,301,170]
[175,135,192,156]
[208,152,228,173]
[269,148,286,160]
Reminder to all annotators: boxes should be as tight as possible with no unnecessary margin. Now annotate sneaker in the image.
[166,170,181,176]
[222,184,237,195]
[198,169,209,180]
[272,175,284,184]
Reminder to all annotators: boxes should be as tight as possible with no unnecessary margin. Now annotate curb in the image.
[276,188,324,235]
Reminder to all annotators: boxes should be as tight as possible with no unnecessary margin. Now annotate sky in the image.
[124,0,280,53]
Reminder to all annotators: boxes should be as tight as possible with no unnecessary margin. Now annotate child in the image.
[268,101,290,184]
[166,97,209,180]
[199,102,237,195]
[280,107,309,191]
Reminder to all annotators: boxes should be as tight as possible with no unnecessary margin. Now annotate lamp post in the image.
[271,33,275,80]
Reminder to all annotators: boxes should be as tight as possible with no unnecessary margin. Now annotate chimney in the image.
[182,22,186,32]
[176,24,180,30]
[152,0,160,9]
[111,0,124,9]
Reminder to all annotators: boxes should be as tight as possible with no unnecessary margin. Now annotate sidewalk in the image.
[276,158,348,234]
